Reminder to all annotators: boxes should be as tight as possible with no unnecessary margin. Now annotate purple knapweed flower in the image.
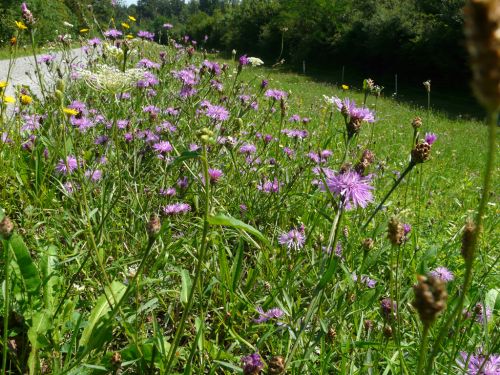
[55,155,78,175]
[103,29,122,39]
[137,58,160,70]
[457,349,500,374]
[321,171,374,210]
[153,141,173,154]
[282,128,308,139]
[352,273,377,288]
[159,187,176,197]
[239,54,249,66]
[177,176,188,189]
[474,303,493,324]
[137,30,154,41]
[163,203,191,215]
[261,79,268,89]
[381,298,397,320]
[163,23,173,29]
[257,178,281,193]
[289,114,301,122]
[85,169,102,182]
[425,132,437,145]
[278,227,306,251]
[254,307,285,323]
[37,54,55,65]
[239,143,256,154]
[241,353,264,375]
[265,89,287,101]
[335,97,375,123]
[88,37,101,47]
[429,267,454,282]
[205,104,229,121]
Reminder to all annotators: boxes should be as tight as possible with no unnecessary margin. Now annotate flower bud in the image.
[0,216,14,239]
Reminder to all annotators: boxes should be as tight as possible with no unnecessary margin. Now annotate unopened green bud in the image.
[56,79,65,92]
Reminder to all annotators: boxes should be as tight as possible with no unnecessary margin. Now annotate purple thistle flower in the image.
[163,203,191,215]
[265,89,287,101]
[474,303,493,324]
[321,171,374,210]
[137,58,160,70]
[457,349,500,374]
[352,273,377,288]
[282,128,308,139]
[55,155,78,175]
[425,132,437,145]
[85,169,102,182]
[241,353,264,375]
[137,30,155,41]
[208,168,223,183]
[278,228,306,251]
[159,187,176,197]
[205,104,229,121]
[335,97,375,123]
[103,29,122,39]
[289,114,301,122]
[37,54,55,65]
[429,267,454,282]
[239,54,249,66]
[153,141,173,154]
[88,37,101,47]
[177,176,189,189]
[254,307,285,323]
[239,143,257,154]
[381,298,397,320]
[257,178,281,193]
[261,79,268,88]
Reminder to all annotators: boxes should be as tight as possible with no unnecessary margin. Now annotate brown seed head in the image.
[411,141,431,164]
[412,116,423,129]
[362,238,374,251]
[412,275,448,326]
[268,356,285,374]
[387,216,405,246]
[347,118,362,138]
[0,216,14,239]
[147,214,161,237]
[111,351,122,367]
[461,219,477,261]
[464,0,500,110]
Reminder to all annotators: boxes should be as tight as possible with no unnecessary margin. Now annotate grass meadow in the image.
[0,5,498,375]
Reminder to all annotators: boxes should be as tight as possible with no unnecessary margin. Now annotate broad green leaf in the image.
[79,281,126,349]
[208,214,269,245]
[485,288,500,313]
[168,150,200,170]
[10,234,41,297]
[27,310,51,375]
[40,245,59,312]
[213,360,244,373]
[180,269,192,306]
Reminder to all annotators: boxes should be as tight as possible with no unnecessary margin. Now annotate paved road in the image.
[0,48,84,99]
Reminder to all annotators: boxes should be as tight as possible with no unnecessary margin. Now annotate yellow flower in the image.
[126,34,134,39]
[342,84,349,90]
[80,28,89,33]
[15,21,28,30]
[20,94,32,105]
[128,15,136,22]
[0,81,7,89]
[63,108,79,116]
[121,22,130,29]
[2,96,16,104]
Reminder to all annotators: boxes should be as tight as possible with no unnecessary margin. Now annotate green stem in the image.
[416,324,430,375]
[2,238,11,374]
[363,163,414,230]
[164,143,211,372]
[425,110,497,373]
[30,29,46,101]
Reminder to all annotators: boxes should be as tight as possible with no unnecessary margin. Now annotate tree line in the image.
[0,0,469,88]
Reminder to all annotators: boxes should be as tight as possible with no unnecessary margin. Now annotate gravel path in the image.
[0,48,84,99]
